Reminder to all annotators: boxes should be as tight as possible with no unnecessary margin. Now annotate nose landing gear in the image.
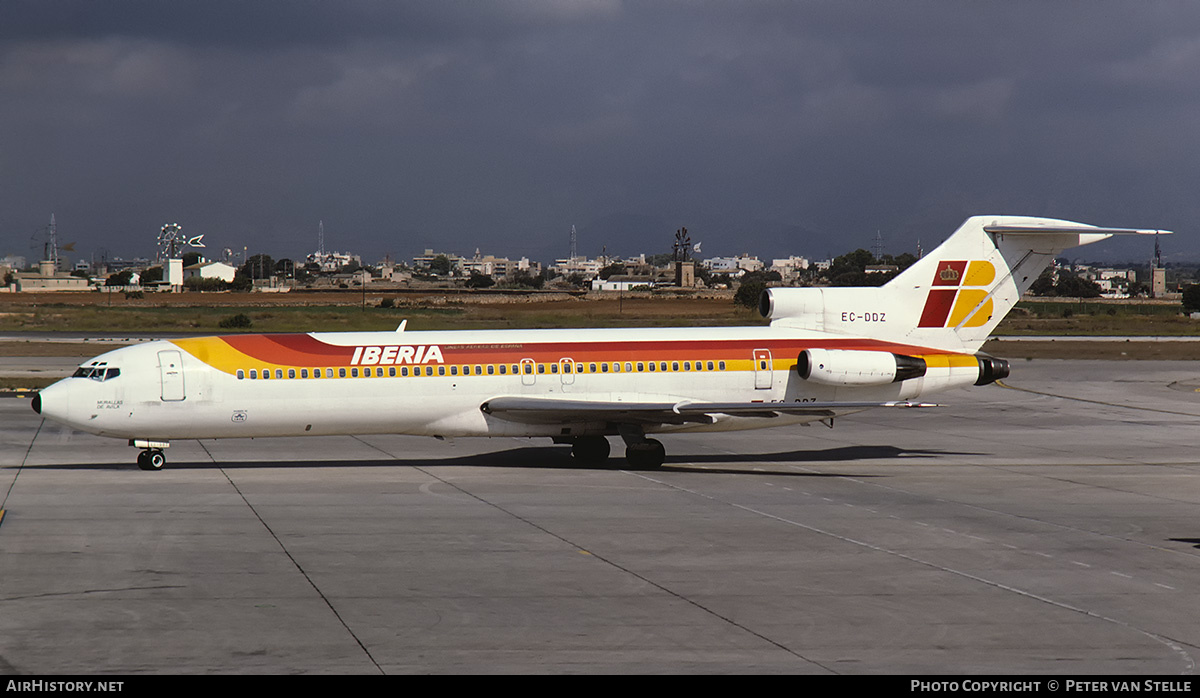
[130,440,170,471]
[136,449,166,471]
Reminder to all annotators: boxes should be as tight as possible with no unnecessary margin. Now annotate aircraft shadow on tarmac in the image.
[23,443,984,475]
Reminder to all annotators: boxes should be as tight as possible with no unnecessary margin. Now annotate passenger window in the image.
[351,368,358,378]
[500,365,507,375]
[488,365,495,375]
[262,370,270,380]
[577,364,584,373]
[462,366,470,375]
[707,361,714,370]
[550,364,557,374]
[237,369,245,380]
[300,369,308,379]
[601,363,608,373]
[637,362,644,372]
[401,367,409,377]
[672,362,679,371]
[339,368,347,378]
[438,366,446,376]
[426,366,434,376]
[648,362,655,372]
[719,361,726,370]
[275,369,283,379]
[250,369,257,379]
[589,363,597,373]
[625,362,632,372]
[476,365,483,375]
[288,369,296,379]
[389,367,396,377]
[661,362,667,371]
[326,368,334,378]
[683,362,690,371]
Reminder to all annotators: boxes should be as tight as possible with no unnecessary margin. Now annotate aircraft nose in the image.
[32,380,71,424]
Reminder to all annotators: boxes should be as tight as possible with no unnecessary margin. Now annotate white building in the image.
[306,250,361,273]
[461,254,540,279]
[412,249,464,274]
[551,256,607,279]
[770,255,811,281]
[591,275,656,291]
[702,255,763,275]
[183,261,237,283]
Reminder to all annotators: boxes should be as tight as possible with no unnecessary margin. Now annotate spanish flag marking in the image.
[918,260,996,328]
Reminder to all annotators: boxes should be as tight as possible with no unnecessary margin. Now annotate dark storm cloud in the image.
[3,1,1199,265]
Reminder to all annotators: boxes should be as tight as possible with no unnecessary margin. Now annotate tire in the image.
[137,450,165,471]
[571,436,611,465]
[625,439,665,469]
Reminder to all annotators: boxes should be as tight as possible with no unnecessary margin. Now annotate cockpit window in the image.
[72,365,120,381]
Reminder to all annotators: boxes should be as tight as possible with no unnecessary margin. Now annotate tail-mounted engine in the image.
[975,355,1010,386]
[797,348,927,386]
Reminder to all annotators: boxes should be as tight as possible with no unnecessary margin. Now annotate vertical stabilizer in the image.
[762,216,1169,353]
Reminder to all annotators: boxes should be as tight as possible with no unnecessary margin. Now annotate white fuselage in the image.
[35,325,980,442]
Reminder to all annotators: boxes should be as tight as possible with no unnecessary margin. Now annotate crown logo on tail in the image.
[939,265,960,282]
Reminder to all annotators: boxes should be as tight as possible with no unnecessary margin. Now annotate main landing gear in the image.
[569,427,667,469]
[624,438,666,469]
[619,425,666,468]
[571,435,611,465]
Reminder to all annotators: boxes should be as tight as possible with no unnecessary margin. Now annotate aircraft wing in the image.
[480,396,937,426]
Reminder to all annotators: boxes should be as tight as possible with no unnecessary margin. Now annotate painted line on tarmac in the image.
[995,380,1200,418]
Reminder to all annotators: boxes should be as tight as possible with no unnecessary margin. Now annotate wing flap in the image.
[480,396,936,426]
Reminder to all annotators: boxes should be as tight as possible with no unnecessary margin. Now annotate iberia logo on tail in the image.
[918,261,995,328]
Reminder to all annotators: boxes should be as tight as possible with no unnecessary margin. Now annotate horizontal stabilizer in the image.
[983,225,1172,236]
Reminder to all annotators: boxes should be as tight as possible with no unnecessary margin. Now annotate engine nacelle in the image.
[797,348,927,386]
[975,355,1010,386]
[759,287,824,322]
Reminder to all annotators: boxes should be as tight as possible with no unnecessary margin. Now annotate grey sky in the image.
[3,1,1198,266]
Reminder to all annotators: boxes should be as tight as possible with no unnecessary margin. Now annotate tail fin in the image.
[762,216,1169,353]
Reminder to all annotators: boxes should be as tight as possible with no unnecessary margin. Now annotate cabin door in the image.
[158,350,186,401]
[752,348,773,390]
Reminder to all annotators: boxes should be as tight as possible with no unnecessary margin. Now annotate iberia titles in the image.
[350,345,445,366]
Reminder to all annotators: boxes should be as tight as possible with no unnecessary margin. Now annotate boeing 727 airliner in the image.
[32,216,1168,470]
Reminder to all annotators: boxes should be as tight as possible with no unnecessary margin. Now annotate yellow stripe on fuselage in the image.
[171,337,249,375]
